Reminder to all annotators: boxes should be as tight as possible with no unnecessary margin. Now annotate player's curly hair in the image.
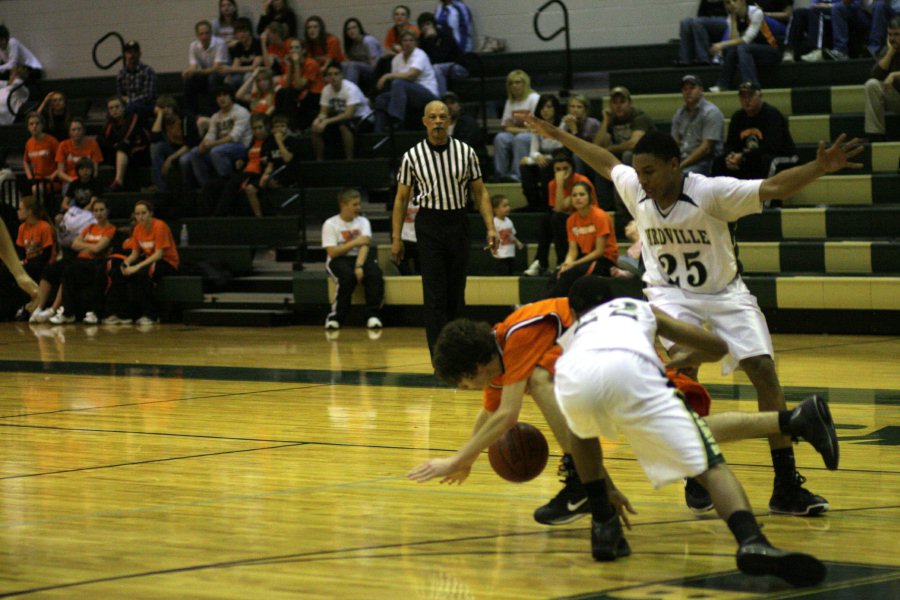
[432,319,497,386]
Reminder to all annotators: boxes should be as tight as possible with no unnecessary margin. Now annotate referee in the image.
[391,100,499,356]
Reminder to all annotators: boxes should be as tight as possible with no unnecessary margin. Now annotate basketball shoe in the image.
[591,514,632,562]
[786,395,839,470]
[533,454,591,525]
[736,536,827,587]
[684,477,714,514]
[769,472,829,516]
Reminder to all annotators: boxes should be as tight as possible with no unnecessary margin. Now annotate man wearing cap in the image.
[116,41,158,123]
[594,86,656,166]
[716,82,796,180]
[671,74,724,176]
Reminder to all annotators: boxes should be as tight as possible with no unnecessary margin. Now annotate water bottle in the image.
[179,223,189,247]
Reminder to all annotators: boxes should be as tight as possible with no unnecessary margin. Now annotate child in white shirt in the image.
[491,194,524,275]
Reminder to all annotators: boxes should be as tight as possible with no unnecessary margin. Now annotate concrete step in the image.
[183,308,295,327]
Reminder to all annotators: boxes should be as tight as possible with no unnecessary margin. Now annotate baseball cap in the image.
[681,74,703,88]
[609,86,631,100]
[738,80,761,93]
[123,40,141,52]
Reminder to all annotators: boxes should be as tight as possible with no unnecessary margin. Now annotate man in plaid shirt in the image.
[116,40,157,123]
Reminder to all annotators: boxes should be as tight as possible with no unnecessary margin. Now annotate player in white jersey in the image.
[526,115,863,517]
[555,277,827,587]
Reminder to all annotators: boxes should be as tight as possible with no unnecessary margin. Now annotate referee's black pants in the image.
[415,207,470,356]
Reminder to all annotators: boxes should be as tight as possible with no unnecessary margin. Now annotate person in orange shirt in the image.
[104,199,178,325]
[54,117,103,194]
[277,37,324,129]
[23,111,60,197]
[261,21,292,75]
[303,16,345,74]
[0,214,40,316]
[2,196,54,319]
[206,113,269,216]
[384,5,420,55]
[544,181,618,298]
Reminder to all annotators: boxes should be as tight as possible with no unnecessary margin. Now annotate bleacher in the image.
[2,40,898,332]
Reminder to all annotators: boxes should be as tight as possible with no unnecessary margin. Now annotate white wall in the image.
[0,1,698,80]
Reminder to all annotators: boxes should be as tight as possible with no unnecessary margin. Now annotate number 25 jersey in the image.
[611,164,763,294]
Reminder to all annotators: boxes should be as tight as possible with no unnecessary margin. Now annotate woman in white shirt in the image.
[492,69,540,182]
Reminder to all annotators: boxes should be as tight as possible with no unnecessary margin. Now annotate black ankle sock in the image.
[727,510,767,546]
[771,447,796,482]
[777,410,793,435]
[584,479,616,521]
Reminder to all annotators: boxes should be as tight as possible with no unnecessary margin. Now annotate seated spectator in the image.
[37,91,71,142]
[671,74,724,175]
[116,40,157,123]
[714,81,797,178]
[788,1,836,62]
[0,65,29,126]
[678,0,729,65]
[23,111,60,196]
[60,157,102,214]
[524,151,599,277]
[520,93,563,211]
[222,18,263,89]
[435,0,474,53]
[864,16,900,141]
[237,67,277,115]
[709,0,782,91]
[261,21,293,75]
[276,39,324,129]
[491,194,524,275]
[1,196,53,320]
[443,90,483,151]
[183,20,229,116]
[384,5,420,57]
[260,113,301,189]
[182,86,251,191]
[825,0,874,60]
[55,117,103,205]
[561,94,601,176]
[757,0,795,39]
[594,86,656,165]
[51,199,115,325]
[312,63,372,160]
[0,24,42,82]
[204,113,270,216]
[417,12,468,97]
[373,31,439,132]
[304,16,345,74]
[98,96,151,192]
[257,0,299,40]
[322,188,385,330]
[870,0,900,56]
[149,95,201,193]
[212,0,240,44]
[542,181,618,299]
[104,199,178,325]
[492,69,540,182]
[342,17,383,92]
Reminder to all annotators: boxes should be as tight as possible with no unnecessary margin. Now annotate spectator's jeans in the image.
[433,62,470,96]
[343,61,375,92]
[492,131,531,180]
[785,7,828,52]
[864,78,900,135]
[183,143,247,188]
[374,79,438,132]
[832,1,872,54]
[716,43,782,89]
[150,140,177,192]
[869,1,898,54]
[679,16,728,64]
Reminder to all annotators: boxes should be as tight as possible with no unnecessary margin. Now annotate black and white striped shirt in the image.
[398,137,482,211]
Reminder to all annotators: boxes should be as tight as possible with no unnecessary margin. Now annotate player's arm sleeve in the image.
[610,164,641,215]
[705,177,763,221]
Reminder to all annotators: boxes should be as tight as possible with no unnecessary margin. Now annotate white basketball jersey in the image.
[558,298,662,368]
[611,164,763,294]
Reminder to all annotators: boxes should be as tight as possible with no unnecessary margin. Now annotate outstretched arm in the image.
[525,115,622,181]
[759,134,864,202]
[0,221,39,312]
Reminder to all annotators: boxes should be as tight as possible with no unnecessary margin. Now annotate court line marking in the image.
[0,511,896,597]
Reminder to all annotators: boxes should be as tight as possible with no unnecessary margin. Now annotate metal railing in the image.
[533,0,573,94]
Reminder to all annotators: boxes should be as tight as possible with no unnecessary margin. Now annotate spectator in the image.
[237,67,277,115]
[524,151,599,277]
[672,74,724,174]
[14,196,55,292]
[304,16,345,75]
[276,38,323,130]
[37,91,71,142]
[864,16,900,141]
[60,157,101,214]
[521,94,565,211]
[322,188,385,330]
[715,81,797,178]
[709,0,782,91]
[23,111,60,195]
[678,0,729,65]
[757,0,795,39]
[789,1,836,62]
[417,12,468,97]
[870,1,900,56]
[435,0,474,53]
[222,18,263,89]
[384,5,420,56]
[561,94,602,176]
[825,0,874,60]
[542,180,618,299]
[205,112,269,216]
[0,65,28,126]
[149,95,201,193]
[104,199,178,326]
[0,24,42,81]
[116,40,157,122]
[182,86,251,190]
[183,20,229,116]
[342,17,383,91]
[492,69,540,182]
[259,113,301,189]
[52,199,115,325]
[212,0,240,44]
[373,31,439,133]
[312,63,372,160]
[257,0,299,40]
[594,86,656,165]
[442,90,482,151]
[97,96,150,192]
[55,117,103,201]
[491,194,524,275]
[261,21,293,75]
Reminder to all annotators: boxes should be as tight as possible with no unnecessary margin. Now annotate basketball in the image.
[488,422,549,483]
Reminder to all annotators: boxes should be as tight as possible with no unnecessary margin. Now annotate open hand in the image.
[816,133,865,173]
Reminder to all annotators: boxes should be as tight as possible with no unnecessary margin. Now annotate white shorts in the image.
[644,277,774,375]
[554,348,723,489]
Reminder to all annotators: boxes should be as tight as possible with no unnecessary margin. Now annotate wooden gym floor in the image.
[0,322,898,599]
